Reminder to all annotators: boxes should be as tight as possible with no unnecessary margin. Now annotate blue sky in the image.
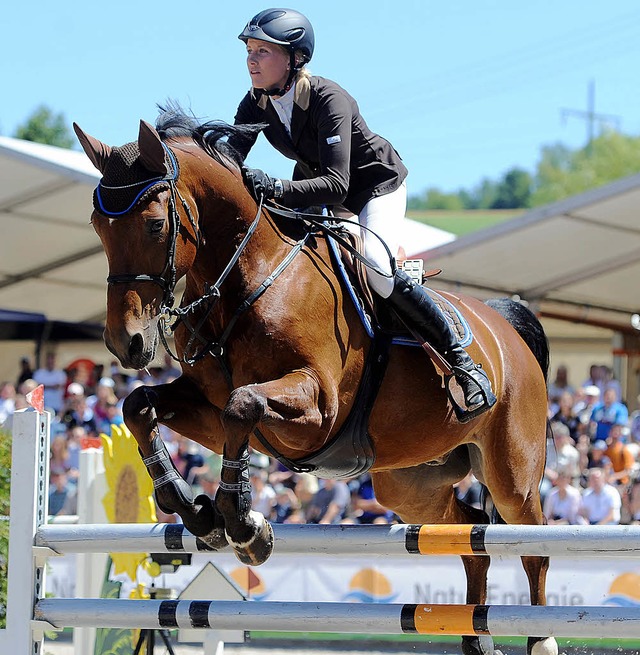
[2,1,639,194]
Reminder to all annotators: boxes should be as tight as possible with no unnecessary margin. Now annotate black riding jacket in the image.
[229,75,408,215]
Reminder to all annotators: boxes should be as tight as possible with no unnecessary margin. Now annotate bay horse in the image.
[74,109,556,655]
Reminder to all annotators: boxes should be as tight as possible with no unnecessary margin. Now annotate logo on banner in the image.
[342,568,397,603]
[603,572,640,607]
[229,567,269,600]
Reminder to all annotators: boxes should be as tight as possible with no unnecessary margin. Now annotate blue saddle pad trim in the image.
[326,234,473,348]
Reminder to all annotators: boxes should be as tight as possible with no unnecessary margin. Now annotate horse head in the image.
[74,120,198,369]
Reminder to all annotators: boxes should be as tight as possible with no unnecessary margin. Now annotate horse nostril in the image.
[128,333,144,361]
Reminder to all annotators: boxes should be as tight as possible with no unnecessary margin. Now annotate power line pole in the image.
[561,79,622,153]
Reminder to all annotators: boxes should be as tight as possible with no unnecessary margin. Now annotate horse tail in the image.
[484,298,550,384]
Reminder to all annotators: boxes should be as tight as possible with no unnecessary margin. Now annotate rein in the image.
[265,203,397,279]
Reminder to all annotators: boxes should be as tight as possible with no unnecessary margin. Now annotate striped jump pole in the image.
[36,521,640,558]
[34,598,640,639]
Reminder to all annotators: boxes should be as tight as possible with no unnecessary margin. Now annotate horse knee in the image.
[122,385,157,430]
[222,386,267,435]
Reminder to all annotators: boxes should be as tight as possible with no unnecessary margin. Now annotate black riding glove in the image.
[242,166,277,202]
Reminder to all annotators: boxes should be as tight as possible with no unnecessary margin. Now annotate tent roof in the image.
[416,174,640,334]
[0,136,453,324]
[0,136,106,323]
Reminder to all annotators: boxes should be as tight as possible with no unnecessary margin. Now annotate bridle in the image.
[102,146,198,313]
[98,143,311,369]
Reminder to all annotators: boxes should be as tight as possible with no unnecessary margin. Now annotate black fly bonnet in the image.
[93,141,179,216]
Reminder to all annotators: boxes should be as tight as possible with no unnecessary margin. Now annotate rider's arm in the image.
[279,87,352,208]
[228,92,262,160]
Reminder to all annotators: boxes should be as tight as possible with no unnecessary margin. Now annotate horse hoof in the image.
[528,637,558,655]
[462,635,497,655]
[179,494,218,538]
[197,528,229,551]
[227,511,274,566]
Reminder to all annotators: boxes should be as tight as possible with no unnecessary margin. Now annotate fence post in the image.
[4,408,50,654]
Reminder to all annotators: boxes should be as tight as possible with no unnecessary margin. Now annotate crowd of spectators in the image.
[543,364,640,525]
[1,353,639,526]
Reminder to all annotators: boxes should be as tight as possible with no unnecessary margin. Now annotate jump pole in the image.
[33,598,640,639]
[36,521,640,558]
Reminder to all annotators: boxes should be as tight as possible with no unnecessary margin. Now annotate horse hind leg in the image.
[123,383,227,550]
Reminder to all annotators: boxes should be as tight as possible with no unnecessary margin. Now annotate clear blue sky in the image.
[2,1,639,194]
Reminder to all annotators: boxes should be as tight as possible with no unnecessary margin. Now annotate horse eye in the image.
[148,219,165,235]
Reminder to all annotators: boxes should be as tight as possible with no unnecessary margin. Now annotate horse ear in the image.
[138,120,168,176]
[73,123,112,173]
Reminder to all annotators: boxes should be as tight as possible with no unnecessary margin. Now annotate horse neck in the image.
[181,150,286,294]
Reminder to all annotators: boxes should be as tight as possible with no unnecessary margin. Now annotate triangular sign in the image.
[26,384,45,413]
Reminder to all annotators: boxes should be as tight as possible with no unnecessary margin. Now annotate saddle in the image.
[329,226,472,359]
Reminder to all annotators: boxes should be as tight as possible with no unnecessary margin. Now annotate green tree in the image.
[14,105,74,148]
[491,167,532,209]
[531,131,640,205]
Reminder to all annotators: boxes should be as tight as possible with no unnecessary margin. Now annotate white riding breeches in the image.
[357,181,407,298]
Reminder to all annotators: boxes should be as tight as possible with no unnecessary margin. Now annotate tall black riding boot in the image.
[387,269,496,423]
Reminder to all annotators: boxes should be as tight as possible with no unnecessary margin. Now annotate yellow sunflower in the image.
[101,424,157,581]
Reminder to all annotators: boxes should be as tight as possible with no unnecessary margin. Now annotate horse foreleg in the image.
[218,370,325,566]
[122,377,227,549]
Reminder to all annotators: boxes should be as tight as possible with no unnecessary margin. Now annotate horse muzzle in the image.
[104,323,159,370]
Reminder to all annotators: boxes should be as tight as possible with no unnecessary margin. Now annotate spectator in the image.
[272,484,301,523]
[579,468,621,525]
[250,466,277,517]
[629,396,640,445]
[306,478,351,524]
[543,469,582,525]
[173,436,206,485]
[574,385,601,433]
[48,471,77,517]
[0,381,16,426]
[551,391,580,443]
[546,422,581,483]
[582,364,606,397]
[585,440,613,476]
[293,473,319,514]
[350,473,395,523]
[590,388,629,443]
[16,356,34,388]
[605,423,636,488]
[59,383,97,435]
[33,352,67,415]
[86,377,118,431]
[548,365,575,411]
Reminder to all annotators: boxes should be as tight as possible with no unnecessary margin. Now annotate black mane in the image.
[155,101,263,170]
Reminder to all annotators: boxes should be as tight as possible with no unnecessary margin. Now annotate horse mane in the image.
[154,101,263,171]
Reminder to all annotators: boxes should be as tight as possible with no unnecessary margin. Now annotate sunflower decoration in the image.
[101,424,157,581]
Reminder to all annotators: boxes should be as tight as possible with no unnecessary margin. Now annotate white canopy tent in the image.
[416,174,640,336]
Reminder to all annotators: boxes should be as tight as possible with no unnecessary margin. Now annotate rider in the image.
[229,8,496,422]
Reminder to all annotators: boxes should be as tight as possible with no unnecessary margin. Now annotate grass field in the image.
[406,209,523,237]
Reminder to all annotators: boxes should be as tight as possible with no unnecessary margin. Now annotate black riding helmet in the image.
[239,8,315,95]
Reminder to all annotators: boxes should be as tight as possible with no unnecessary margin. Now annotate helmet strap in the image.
[261,51,300,97]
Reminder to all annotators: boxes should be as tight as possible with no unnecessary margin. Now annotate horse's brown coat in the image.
[75,118,554,655]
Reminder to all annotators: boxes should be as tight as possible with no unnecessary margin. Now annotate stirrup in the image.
[444,365,496,424]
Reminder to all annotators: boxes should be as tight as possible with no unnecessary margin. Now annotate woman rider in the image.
[229,8,495,422]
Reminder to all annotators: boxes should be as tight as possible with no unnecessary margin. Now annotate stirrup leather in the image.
[444,364,497,424]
